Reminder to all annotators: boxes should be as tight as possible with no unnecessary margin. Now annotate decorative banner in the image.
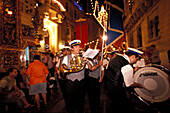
[112,35,126,49]
[75,20,88,47]
[105,0,125,47]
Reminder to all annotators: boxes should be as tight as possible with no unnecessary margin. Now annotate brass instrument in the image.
[59,55,86,79]
[119,41,128,54]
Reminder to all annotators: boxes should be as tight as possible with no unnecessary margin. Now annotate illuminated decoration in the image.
[74,1,82,11]
[128,0,134,13]
[59,44,64,50]
[31,2,41,46]
[40,40,45,45]
[43,28,48,32]
[5,8,13,15]
[97,5,108,30]
[53,0,66,11]
[2,0,18,46]
[93,0,99,16]
[83,38,100,50]
[44,18,58,53]
[103,35,107,41]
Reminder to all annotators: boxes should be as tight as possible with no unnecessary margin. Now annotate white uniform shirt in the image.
[121,54,134,87]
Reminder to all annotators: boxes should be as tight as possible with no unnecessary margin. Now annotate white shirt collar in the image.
[123,54,130,63]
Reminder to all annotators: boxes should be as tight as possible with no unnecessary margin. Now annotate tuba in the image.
[59,55,86,79]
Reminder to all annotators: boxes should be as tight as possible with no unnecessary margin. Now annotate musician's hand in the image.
[130,82,143,88]
[56,70,59,75]
[98,61,103,66]
[134,66,139,71]
[83,57,90,64]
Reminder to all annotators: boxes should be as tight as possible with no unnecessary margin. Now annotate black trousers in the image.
[58,79,68,110]
[66,79,85,113]
[105,81,131,113]
[86,76,100,113]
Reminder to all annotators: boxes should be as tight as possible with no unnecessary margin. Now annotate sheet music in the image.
[83,48,99,59]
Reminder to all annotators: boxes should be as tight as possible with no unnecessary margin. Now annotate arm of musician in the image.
[55,59,60,75]
[87,61,92,70]
[55,67,60,75]
[99,70,105,82]
[130,82,143,88]
[130,82,152,93]
[134,66,140,72]
[91,60,103,71]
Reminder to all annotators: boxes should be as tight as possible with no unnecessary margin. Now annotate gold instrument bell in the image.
[59,55,86,79]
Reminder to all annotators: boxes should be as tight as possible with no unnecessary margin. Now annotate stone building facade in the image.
[0,0,85,71]
[123,0,170,69]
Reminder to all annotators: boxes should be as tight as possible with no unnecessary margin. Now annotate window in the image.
[149,21,154,39]
[21,3,23,12]
[21,7,23,12]
[154,16,159,37]
[26,5,28,13]
[137,26,142,47]
[129,35,134,47]
[70,8,73,18]
[66,2,68,12]
[66,25,69,35]
[148,16,160,40]
[25,0,28,4]
[74,10,77,19]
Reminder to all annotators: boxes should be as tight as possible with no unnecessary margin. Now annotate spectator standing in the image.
[143,47,151,64]
[42,52,47,64]
[46,52,54,77]
[26,55,49,110]
[16,66,32,103]
[150,45,161,65]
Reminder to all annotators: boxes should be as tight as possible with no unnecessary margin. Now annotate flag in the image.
[105,0,125,47]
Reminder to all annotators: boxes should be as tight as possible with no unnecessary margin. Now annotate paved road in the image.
[31,80,170,113]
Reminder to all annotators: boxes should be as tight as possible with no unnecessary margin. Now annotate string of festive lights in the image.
[53,0,66,12]
[84,38,100,50]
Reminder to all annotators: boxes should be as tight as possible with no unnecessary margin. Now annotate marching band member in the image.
[55,46,71,76]
[103,50,118,69]
[61,40,92,113]
[103,51,113,69]
[55,46,71,110]
[105,47,144,113]
[86,53,104,113]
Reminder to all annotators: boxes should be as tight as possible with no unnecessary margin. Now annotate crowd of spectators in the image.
[0,44,163,113]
